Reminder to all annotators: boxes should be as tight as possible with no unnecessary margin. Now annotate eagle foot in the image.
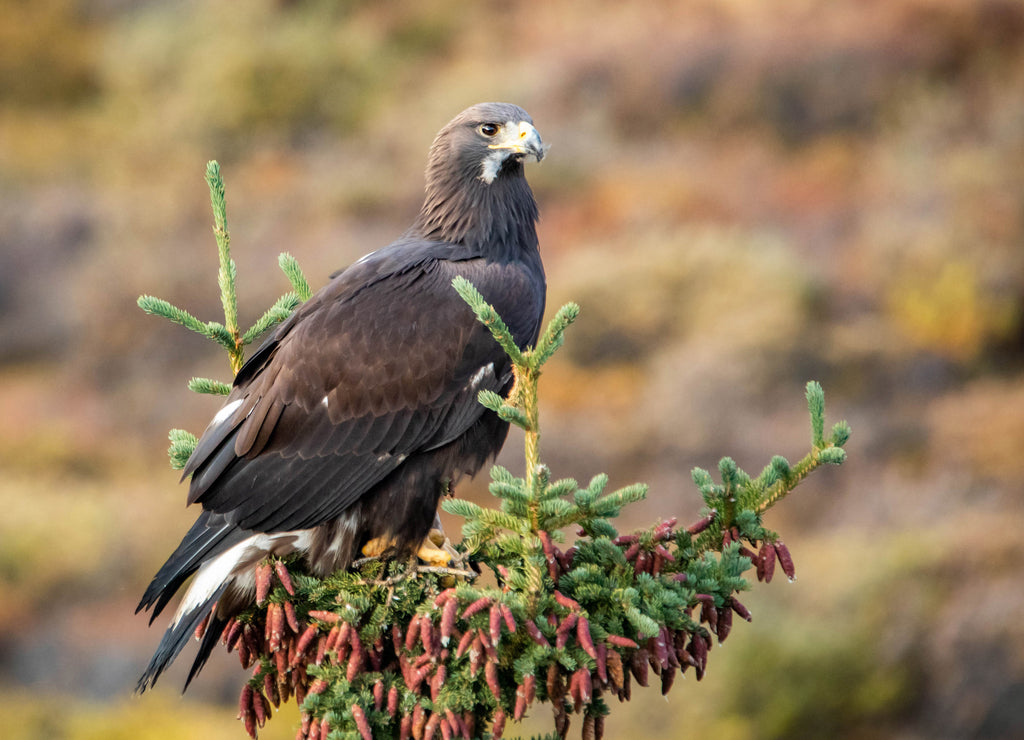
[360,535,399,560]
[359,529,460,566]
[418,528,458,567]
[357,528,470,589]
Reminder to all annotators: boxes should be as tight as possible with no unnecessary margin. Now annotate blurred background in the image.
[2,0,1023,737]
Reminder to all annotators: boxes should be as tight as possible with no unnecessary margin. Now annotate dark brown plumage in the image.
[136,103,547,692]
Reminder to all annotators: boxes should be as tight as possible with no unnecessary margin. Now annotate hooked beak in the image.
[488,121,549,163]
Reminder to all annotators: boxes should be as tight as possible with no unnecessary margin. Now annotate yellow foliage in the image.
[0,0,99,107]
[886,259,1019,362]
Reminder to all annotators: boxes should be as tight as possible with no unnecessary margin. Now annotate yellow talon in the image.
[416,539,453,567]
[361,535,399,559]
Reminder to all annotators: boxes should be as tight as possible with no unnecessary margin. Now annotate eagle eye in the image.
[478,123,500,137]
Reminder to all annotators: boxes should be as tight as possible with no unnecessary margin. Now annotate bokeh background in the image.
[3,0,1024,738]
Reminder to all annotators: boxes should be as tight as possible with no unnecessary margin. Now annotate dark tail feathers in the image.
[135,589,226,694]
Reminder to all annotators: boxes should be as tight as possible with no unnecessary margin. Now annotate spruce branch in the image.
[806,380,826,448]
[533,302,581,367]
[187,377,232,396]
[138,161,313,469]
[204,160,248,375]
[143,170,851,740]
[280,252,313,301]
[754,381,848,515]
[136,296,235,350]
[167,428,198,470]
[453,276,527,368]
[241,292,302,345]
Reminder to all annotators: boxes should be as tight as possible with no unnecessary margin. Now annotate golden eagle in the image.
[136,102,548,691]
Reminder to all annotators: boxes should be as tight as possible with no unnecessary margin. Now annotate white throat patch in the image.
[479,149,507,184]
